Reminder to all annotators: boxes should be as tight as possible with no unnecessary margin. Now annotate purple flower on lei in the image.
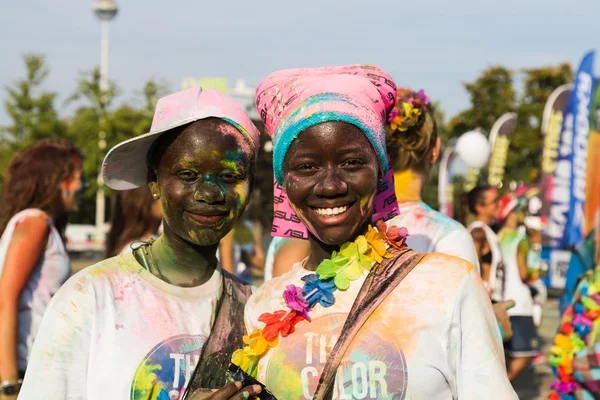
[301,274,337,308]
[283,284,311,321]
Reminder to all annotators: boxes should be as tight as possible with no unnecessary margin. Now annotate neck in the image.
[476,214,492,226]
[393,170,423,203]
[305,236,339,271]
[150,225,219,287]
[304,221,370,271]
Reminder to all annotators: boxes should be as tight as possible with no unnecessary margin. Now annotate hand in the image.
[493,300,515,342]
[188,381,263,400]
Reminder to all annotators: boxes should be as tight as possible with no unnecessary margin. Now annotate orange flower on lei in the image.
[364,225,393,263]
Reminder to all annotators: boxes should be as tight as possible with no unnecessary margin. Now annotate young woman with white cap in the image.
[20,88,263,400]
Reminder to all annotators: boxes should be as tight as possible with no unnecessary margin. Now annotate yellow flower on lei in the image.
[231,347,259,378]
[243,328,279,356]
[364,225,392,263]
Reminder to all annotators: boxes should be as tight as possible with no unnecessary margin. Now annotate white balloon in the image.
[455,130,491,169]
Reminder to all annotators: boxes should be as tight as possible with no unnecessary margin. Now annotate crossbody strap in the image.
[183,272,252,398]
[313,249,426,399]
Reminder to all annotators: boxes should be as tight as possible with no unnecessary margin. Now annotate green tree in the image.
[446,66,516,140]
[65,74,159,224]
[0,54,66,189]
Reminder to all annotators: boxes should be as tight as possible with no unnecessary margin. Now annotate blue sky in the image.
[1,0,599,126]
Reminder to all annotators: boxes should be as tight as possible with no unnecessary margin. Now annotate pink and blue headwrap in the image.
[256,64,400,239]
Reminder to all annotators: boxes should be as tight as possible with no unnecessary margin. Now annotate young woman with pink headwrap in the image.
[235,65,516,399]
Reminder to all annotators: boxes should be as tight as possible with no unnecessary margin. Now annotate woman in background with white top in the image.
[497,194,539,381]
[0,138,83,399]
[384,88,480,268]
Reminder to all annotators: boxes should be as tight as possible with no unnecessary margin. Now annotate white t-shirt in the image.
[498,228,534,317]
[0,209,71,370]
[245,253,516,400]
[388,202,480,271]
[20,252,222,400]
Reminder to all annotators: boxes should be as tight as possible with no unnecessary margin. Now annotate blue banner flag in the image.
[549,51,596,250]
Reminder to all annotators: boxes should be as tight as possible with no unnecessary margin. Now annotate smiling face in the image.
[150,119,254,246]
[283,121,380,245]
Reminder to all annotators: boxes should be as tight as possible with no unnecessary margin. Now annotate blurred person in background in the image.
[468,185,505,301]
[522,215,547,328]
[497,194,539,381]
[384,88,512,342]
[263,236,309,281]
[0,138,83,399]
[105,186,162,258]
[560,211,600,314]
[384,88,479,267]
[219,205,265,284]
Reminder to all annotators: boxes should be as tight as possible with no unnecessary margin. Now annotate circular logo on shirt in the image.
[265,313,408,400]
[130,334,207,400]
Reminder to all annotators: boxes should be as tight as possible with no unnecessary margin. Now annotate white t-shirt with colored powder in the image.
[20,252,222,400]
[245,253,516,400]
[388,201,480,271]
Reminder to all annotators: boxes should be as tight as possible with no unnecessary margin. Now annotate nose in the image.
[314,165,348,197]
[193,177,225,204]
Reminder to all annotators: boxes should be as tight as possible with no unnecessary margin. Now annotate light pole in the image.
[92,0,118,246]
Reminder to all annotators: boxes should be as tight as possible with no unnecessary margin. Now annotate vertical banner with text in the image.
[487,113,518,187]
[549,51,595,250]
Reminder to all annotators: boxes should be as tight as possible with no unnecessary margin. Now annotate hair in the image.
[105,187,162,257]
[467,184,493,215]
[0,138,81,237]
[385,89,438,176]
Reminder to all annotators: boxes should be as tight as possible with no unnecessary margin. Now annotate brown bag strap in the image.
[313,249,426,400]
[183,272,252,398]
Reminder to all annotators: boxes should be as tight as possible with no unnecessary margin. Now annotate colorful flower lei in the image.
[548,274,600,400]
[231,220,409,377]
[388,89,429,132]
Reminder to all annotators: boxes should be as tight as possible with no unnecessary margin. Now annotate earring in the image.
[152,192,160,200]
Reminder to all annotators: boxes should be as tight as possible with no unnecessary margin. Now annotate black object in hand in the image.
[226,364,277,400]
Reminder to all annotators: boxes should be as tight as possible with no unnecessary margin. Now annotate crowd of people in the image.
[0,64,595,399]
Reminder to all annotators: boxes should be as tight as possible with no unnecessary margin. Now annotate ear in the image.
[431,137,441,164]
[148,182,160,200]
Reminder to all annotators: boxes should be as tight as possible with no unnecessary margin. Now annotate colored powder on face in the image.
[218,123,254,155]
[221,150,248,175]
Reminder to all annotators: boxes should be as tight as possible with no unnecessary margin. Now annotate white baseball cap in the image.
[101,87,260,190]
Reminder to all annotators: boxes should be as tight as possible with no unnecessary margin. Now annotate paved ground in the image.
[512,298,560,399]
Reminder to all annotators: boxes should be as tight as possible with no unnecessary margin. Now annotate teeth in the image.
[315,205,348,216]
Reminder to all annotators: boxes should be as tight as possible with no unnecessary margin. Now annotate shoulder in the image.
[64,253,140,294]
[414,252,478,279]
[11,209,51,231]
[389,203,467,234]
